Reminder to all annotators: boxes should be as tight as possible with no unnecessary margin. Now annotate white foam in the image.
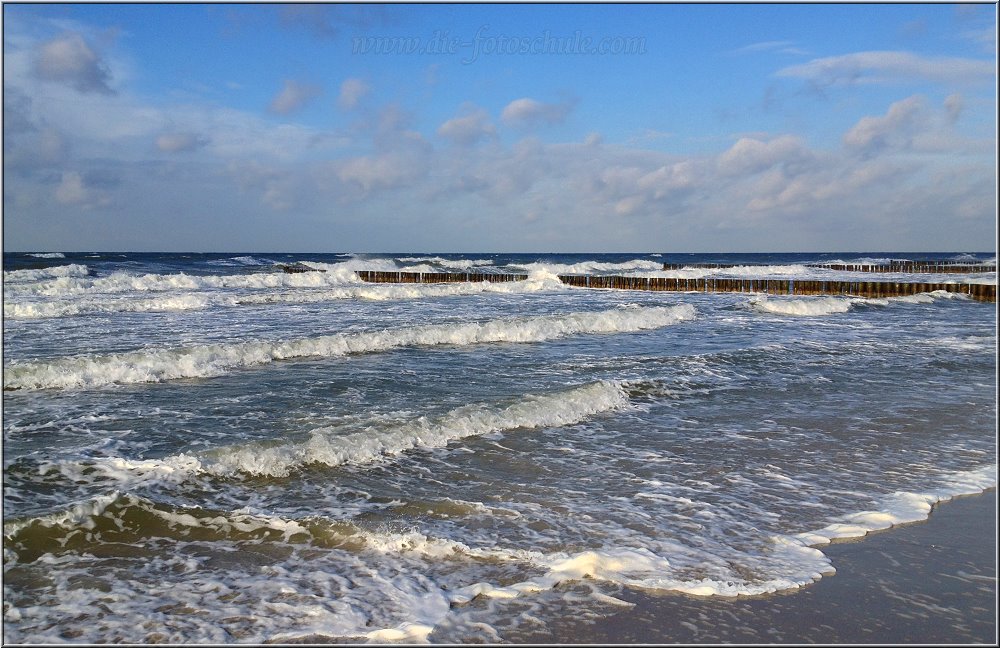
[3,271,566,319]
[6,464,996,642]
[3,497,466,642]
[40,381,632,485]
[4,294,212,319]
[3,491,122,537]
[950,253,990,264]
[454,465,997,602]
[26,252,66,258]
[451,540,829,602]
[364,623,436,643]
[39,454,205,491]
[202,380,631,477]
[239,272,563,303]
[204,255,274,267]
[397,256,496,270]
[713,264,812,277]
[660,264,812,277]
[4,305,695,390]
[795,464,997,546]
[38,381,629,492]
[928,335,996,353]
[3,264,90,283]
[888,290,970,304]
[397,263,439,273]
[2,266,361,297]
[3,257,542,299]
[513,259,664,275]
[845,257,899,265]
[748,296,855,316]
[643,264,814,280]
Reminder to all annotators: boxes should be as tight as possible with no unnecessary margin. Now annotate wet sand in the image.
[512,489,997,644]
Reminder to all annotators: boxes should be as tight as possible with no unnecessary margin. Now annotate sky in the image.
[2,2,997,253]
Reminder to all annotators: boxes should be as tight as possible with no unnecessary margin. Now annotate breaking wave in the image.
[204,380,632,477]
[3,264,91,283]
[37,381,632,485]
[12,463,992,603]
[3,304,697,390]
[204,255,275,267]
[747,290,970,316]
[4,294,213,319]
[512,259,664,275]
[2,267,360,297]
[397,256,496,270]
[748,296,855,316]
[3,270,568,319]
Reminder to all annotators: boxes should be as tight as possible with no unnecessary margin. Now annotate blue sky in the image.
[3,3,996,252]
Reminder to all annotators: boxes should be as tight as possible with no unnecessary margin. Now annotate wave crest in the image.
[204,380,631,477]
[3,305,696,390]
[3,264,90,283]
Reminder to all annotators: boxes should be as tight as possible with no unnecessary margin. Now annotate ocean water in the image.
[2,251,996,643]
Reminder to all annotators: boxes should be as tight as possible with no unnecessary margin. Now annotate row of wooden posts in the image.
[661,261,996,274]
[355,271,996,303]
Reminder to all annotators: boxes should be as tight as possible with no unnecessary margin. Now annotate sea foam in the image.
[3,264,90,283]
[513,259,664,275]
[201,380,631,477]
[3,274,565,319]
[748,296,855,316]
[3,305,696,390]
[795,464,997,546]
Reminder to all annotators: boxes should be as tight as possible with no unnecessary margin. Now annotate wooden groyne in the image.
[356,271,528,283]
[661,263,744,270]
[661,261,995,274]
[808,261,995,274]
[356,271,996,303]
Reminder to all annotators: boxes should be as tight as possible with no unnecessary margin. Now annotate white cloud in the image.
[637,160,702,198]
[437,105,496,146]
[54,171,87,204]
[734,40,809,56]
[156,132,208,153]
[3,11,994,252]
[501,98,574,128]
[842,95,924,153]
[776,51,994,86]
[54,171,109,208]
[334,130,432,197]
[717,135,811,175]
[33,32,113,94]
[337,152,425,195]
[338,78,370,110]
[944,93,964,123]
[268,80,322,114]
[961,27,996,55]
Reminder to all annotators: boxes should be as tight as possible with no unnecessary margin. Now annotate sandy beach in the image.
[506,489,997,644]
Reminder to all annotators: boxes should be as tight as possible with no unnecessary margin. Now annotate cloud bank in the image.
[3,13,995,253]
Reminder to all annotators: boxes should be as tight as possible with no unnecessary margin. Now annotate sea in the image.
[2,251,996,643]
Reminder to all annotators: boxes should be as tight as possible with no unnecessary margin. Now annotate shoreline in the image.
[508,489,997,644]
